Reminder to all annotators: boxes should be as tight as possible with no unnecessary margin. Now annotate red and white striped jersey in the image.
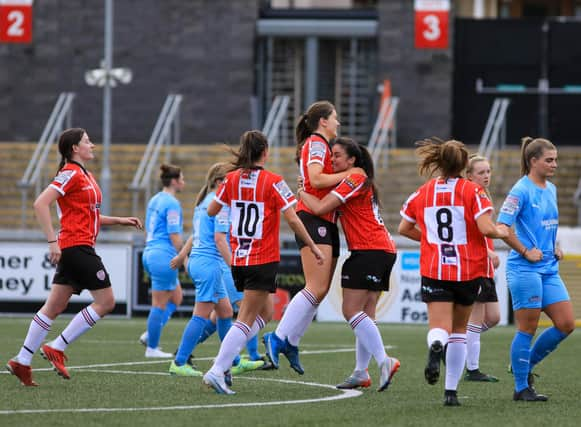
[215,167,296,266]
[331,173,396,253]
[49,162,102,249]
[400,177,493,281]
[296,133,337,224]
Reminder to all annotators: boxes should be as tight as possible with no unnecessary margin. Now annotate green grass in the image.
[0,318,580,426]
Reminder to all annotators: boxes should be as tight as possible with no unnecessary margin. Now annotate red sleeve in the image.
[50,168,79,196]
[471,184,493,220]
[214,177,231,207]
[305,138,328,167]
[330,173,366,203]
[400,190,420,223]
[272,175,297,211]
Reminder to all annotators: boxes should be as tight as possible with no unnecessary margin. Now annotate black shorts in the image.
[294,211,340,258]
[52,245,111,295]
[475,277,498,303]
[421,276,482,306]
[231,262,278,293]
[341,250,396,291]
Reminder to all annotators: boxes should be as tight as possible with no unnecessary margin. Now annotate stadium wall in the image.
[0,1,453,147]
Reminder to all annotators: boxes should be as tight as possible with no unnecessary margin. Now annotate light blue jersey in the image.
[497,175,559,274]
[188,192,239,303]
[145,191,183,254]
[143,191,182,291]
[190,192,230,260]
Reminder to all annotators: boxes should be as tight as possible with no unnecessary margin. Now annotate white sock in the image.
[466,323,482,371]
[17,312,53,365]
[276,288,318,346]
[348,312,386,367]
[427,327,449,348]
[354,336,372,372]
[445,333,467,391]
[51,306,101,351]
[210,321,250,375]
[248,315,266,341]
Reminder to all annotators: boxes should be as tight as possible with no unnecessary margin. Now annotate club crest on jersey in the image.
[344,177,357,189]
[96,269,106,281]
[317,226,327,237]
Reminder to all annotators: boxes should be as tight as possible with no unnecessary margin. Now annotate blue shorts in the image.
[506,268,570,310]
[142,248,178,291]
[222,262,243,307]
[188,256,227,304]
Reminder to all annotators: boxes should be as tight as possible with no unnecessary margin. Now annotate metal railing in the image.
[367,96,399,168]
[128,94,183,216]
[478,97,510,160]
[17,92,75,228]
[262,95,290,167]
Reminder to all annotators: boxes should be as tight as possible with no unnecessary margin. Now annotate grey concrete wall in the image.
[377,0,453,147]
[0,0,259,144]
[0,0,454,147]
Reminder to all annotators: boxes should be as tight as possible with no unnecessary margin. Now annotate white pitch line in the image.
[0,375,362,415]
[0,345,395,374]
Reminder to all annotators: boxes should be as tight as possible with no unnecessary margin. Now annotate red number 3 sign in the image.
[0,0,33,44]
[414,0,449,49]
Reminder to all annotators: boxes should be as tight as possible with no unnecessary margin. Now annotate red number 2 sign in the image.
[0,0,33,44]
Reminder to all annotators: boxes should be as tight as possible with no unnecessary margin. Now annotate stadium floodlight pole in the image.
[101,0,113,216]
[84,0,132,217]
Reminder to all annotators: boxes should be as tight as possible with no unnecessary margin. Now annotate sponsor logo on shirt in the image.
[167,210,180,226]
[500,195,519,215]
[240,170,259,188]
[309,141,326,159]
[435,182,453,193]
[54,170,75,186]
[96,269,106,281]
[541,218,558,229]
[274,180,293,200]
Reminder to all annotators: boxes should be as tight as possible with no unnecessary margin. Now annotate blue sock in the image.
[161,302,177,326]
[216,317,232,341]
[246,334,261,360]
[217,317,240,366]
[146,307,165,349]
[530,327,568,370]
[197,319,217,344]
[511,331,533,392]
[174,316,206,366]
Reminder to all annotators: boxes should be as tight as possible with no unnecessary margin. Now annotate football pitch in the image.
[0,317,579,427]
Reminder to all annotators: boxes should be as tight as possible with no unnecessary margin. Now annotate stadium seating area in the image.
[2,142,581,233]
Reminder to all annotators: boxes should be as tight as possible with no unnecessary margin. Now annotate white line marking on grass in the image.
[1,345,395,375]
[0,374,362,415]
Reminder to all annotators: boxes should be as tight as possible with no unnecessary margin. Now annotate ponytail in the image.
[520,136,555,176]
[294,101,335,163]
